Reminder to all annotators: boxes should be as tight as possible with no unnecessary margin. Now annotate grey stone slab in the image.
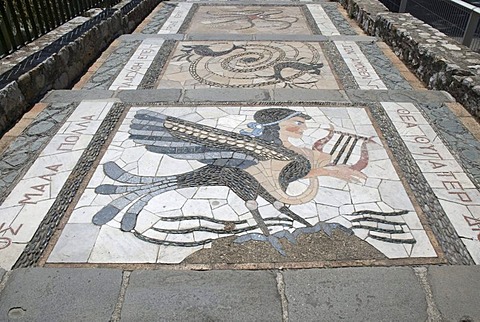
[116,89,182,103]
[0,268,5,280]
[428,265,480,322]
[0,268,122,322]
[329,35,377,42]
[272,89,347,102]
[346,89,454,103]
[42,90,114,103]
[121,270,282,321]
[119,34,185,41]
[183,88,270,102]
[284,267,427,322]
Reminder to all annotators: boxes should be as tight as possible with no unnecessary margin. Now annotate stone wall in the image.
[0,0,160,136]
[340,0,480,119]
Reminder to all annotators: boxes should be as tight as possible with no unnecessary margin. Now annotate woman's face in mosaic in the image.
[279,116,307,139]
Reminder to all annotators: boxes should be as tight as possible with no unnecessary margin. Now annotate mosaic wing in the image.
[129,110,297,168]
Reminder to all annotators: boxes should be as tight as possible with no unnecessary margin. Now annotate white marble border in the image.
[109,40,164,90]
[0,101,114,270]
[382,102,480,264]
[303,7,387,90]
[306,4,340,36]
[335,41,387,90]
[158,3,193,34]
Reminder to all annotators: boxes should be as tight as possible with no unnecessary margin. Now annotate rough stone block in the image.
[428,265,480,322]
[284,267,427,322]
[183,89,270,102]
[116,89,181,103]
[43,90,115,103]
[121,270,282,321]
[0,268,122,321]
[0,81,28,136]
[273,89,347,102]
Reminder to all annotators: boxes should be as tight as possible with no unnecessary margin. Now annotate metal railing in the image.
[379,0,480,51]
[0,0,121,58]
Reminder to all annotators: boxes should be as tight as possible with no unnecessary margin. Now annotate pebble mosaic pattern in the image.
[187,5,313,35]
[157,41,338,89]
[47,105,437,264]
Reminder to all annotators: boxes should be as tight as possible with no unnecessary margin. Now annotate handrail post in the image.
[462,10,480,48]
[399,0,408,13]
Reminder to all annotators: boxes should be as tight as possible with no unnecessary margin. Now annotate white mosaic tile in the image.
[335,41,387,90]
[0,101,113,270]
[158,3,193,34]
[462,239,480,264]
[109,40,164,90]
[88,225,159,263]
[306,4,340,36]
[48,106,436,264]
[48,223,100,263]
[382,102,480,262]
[0,243,25,270]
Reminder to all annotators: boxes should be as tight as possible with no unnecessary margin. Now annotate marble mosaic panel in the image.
[0,101,114,270]
[157,41,339,89]
[48,105,437,265]
[382,102,480,264]
[187,5,313,35]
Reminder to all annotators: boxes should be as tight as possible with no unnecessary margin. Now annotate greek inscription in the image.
[437,172,456,178]
[0,223,23,249]
[448,191,472,203]
[463,215,480,241]
[442,181,463,190]
[419,145,443,160]
[18,164,62,205]
[0,222,23,236]
[414,136,430,144]
[57,116,94,151]
[396,109,417,128]
[428,160,446,169]
[0,237,11,250]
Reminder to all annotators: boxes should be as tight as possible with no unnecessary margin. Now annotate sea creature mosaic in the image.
[187,6,312,34]
[157,41,339,89]
[49,106,437,264]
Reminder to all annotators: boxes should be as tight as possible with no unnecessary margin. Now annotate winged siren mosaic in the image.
[91,108,419,256]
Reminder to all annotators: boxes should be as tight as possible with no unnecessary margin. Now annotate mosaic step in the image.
[81,38,410,92]
[148,2,357,36]
[48,104,439,265]
[1,0,479,271]
[2,98,478,269]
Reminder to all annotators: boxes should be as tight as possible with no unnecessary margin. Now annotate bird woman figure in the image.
[92,108,370,255]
